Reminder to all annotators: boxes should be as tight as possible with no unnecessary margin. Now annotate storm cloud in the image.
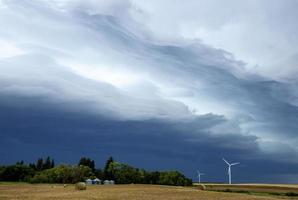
[0,0,298,183]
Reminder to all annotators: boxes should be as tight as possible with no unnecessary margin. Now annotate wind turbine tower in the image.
[223,158,239,184]
[196,170,204,183]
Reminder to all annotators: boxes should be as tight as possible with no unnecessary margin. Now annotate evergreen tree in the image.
[29,163,36,170]
[16,160,24,165]
[44,156,52,169]
[36,158,43,171]
[94,169,104,179]
[78,157,95,171]
[104,156,114,180]
[51,159,55,168]
[78,157,86,166]
[90,160,95,171]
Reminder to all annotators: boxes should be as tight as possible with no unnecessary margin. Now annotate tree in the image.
[111,162,140,184]
[0,156,192,186]
[94,169,104,179]
[158,171,192,186]
[104,156,114,180]
[78,157,95,171]
[90,160,95,171]
[16,160,24,165]
[36,158,43,171]
[0,164,35,181]
[29,165,93,184]
[35,157,54,171]
[44,156,52,169]
[51,159,55,168]
[29,163,36,170]
[144,171,160,184]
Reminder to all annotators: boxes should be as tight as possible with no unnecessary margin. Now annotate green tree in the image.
[44,156,52,169]
[51,159,55,168]
[78,157,95,171]
[94,169,104,179]
[104,156,114,180]
[0,164,35,181]
[158,171,192,186]
[29,163,36,170]
[36,158,43,171]
[16,160,24,165]
[29,165,93,184]
[111,162,141,184]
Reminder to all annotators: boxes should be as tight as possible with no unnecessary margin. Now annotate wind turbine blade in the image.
[223,158,230,165]
[231,162,240,166]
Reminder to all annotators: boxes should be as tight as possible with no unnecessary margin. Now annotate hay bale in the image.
[198,184,206,190]
[63,184,67,188]
[75,182,86,190]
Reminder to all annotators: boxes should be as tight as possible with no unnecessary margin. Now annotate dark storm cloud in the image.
[1,93,297,183]
[0,93,261,180]
[0,0,298,183]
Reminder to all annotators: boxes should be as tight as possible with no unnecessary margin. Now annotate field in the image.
[203,183,298,195]
[1,183,298,200]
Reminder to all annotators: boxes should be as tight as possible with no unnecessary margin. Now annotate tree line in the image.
[0,156,192,186]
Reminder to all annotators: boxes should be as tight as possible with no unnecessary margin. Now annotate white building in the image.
[93,178,101,184]
[85,178,92,185]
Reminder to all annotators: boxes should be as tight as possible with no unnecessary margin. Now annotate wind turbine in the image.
[223,158,239,184]
[196,170,204,183]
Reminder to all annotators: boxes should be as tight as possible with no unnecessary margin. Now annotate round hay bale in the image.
[63,184,67,188]
[75,182,86,190]
[197,184,206,190]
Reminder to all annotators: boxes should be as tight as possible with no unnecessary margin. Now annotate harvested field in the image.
[0,183,294,200]
[203,184,298,196]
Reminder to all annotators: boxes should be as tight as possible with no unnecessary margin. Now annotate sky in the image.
[0,0,298,183]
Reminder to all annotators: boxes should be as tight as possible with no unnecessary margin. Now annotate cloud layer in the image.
[1,0,298,183]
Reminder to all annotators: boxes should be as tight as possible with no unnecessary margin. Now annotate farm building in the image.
[93,178,101,184]
[85,179,92,185]
[103,180,115,185]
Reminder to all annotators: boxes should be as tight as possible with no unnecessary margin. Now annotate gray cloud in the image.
[0,0,298,182]
[131,0,298,80]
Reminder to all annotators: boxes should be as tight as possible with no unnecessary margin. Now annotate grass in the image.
[0,183,291,200]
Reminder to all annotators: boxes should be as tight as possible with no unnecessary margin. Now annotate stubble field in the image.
[1,183,296,200]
